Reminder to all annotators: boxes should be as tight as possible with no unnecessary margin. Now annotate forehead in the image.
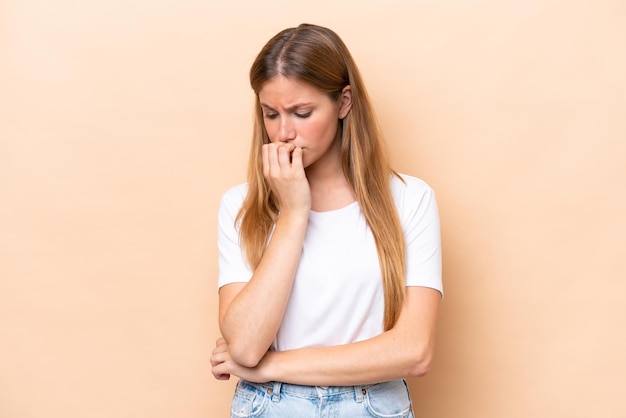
[258,76,329,108]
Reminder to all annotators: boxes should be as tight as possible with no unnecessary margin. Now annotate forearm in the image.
[254,287,441,385]
[260,328,433,386]
[219,212,308,366]
[213,285,440,385]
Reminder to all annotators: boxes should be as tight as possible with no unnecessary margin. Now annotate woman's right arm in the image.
[218,144,309,368]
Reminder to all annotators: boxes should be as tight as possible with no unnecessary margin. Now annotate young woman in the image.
[211,23,443,417]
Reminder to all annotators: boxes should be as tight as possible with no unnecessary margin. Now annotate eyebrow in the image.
[260,102,314,112]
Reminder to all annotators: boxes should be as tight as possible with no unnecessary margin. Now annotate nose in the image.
[278,118,296,142]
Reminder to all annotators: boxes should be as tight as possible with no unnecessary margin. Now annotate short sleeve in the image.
[392,175,443,296]
[217,183,253,290]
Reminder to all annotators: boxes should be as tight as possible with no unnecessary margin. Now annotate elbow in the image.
[406,346,434,378]
[220,324,268,368]
[228,341,266,368]
[408,358,432,377]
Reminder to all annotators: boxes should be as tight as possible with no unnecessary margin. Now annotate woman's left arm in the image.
[211,285,441,386]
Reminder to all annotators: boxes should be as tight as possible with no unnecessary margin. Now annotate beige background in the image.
[1,0,625,417]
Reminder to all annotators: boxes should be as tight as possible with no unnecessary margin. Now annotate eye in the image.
[295,111,312,118]
[263,113,278,120]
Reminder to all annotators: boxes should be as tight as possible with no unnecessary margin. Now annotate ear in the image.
[338,85,352,119]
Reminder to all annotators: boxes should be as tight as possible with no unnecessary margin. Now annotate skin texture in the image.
[211,75,441,386]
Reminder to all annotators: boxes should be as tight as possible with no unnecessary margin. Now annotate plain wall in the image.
[1,1,625,417]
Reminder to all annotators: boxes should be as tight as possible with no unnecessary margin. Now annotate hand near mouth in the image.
[262,142,311,214]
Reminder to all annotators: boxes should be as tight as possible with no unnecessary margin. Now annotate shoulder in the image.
[391,173,432,191]
[390,173,439,224]
[221,182,248,199]
[390,173,435,205]
[218,182,249,216]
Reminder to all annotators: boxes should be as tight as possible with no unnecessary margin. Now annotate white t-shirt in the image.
[217,173,442,351]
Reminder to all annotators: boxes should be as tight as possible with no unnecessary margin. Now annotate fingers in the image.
[212,362,231,380]
[262,143,298,177]
[291,146,304,171]
[211,358,232,380]
[277,143,295,168]
[211,337,227,367]
[212,344,227,356]
[211,340,232,380]
[211,339,228,362]
[261,143,310,213]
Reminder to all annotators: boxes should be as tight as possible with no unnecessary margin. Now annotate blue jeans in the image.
[230,379,415,417]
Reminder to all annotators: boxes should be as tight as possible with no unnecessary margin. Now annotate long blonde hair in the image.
[237,24,406,330]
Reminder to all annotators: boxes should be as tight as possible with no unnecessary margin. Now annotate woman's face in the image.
[258,75,351,170]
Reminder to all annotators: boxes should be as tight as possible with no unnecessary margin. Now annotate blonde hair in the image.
[237,24,406,330]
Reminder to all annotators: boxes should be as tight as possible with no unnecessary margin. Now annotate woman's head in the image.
[248,24,383,181]
[250,24,364,173]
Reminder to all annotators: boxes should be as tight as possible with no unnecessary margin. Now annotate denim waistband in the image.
[240,380,397,402]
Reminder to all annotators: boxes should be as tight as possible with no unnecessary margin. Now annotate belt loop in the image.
[354,385,365,403]
[271,381,282,402]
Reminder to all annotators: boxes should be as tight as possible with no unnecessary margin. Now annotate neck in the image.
[306,142,355,212]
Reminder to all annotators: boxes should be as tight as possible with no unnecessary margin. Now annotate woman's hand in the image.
[210,337,232,381]
[211,337,271,383]
[262,143,310,214]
